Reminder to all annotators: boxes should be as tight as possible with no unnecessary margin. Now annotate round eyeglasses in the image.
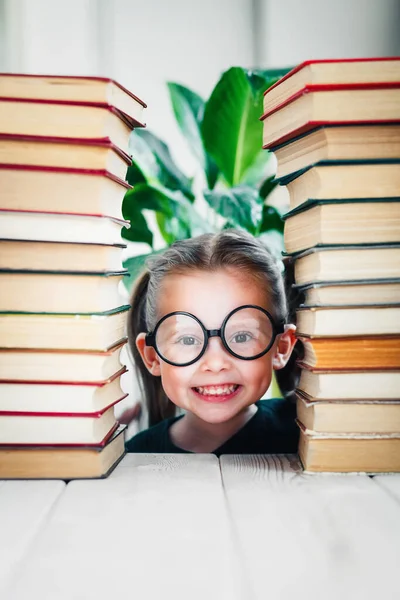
[145,304,285,367]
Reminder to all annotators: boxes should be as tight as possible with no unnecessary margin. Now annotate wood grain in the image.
[220,454,400,600]
[3,454,242,600]
[0,481,65,595]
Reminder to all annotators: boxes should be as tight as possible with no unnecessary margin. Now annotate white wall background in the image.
[2,0,399,173]
[1,0,399,427]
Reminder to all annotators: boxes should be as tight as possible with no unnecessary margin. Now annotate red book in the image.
[261,83,400,148]
[0,424,127,479]
[263,57,400,111]
[0,405,121,446]
[0,73,146,125]
[0,133,131,180]
[0,367,128,415]
[0,340,128,382]
[0,161,131,222]
[0,94,144,155]
[0,209,129,245]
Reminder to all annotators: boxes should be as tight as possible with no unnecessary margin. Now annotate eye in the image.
[230,331,253,344]
[177,335,202,346]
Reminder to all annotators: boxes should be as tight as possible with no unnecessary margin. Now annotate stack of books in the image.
[0,74,146,479]
[261,57,400,472]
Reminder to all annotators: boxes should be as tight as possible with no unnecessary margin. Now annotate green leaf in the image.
[205,157,219,190]
[250,67,292,90]
[129,129,194,201]
[203,186,263,234]
[260,204,284,234]
[126,162,147,186]
[168,82,219,190]
[156,212,178,245]
[168,83,205,166]
[122,184,174,221]
[202,67,269,186]
[123,182,212,245]
[173,192,214,238]
[121,211,153,247]
[259,174,279,199]
[128,131,160,182]
[240,149,272,187]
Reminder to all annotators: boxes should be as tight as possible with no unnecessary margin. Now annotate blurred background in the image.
[2,0,400,434]
[1,0,400,172]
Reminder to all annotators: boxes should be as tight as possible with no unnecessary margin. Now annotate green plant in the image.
[122,66,290,289]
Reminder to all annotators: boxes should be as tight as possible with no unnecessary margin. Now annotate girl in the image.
[125,229,300,456]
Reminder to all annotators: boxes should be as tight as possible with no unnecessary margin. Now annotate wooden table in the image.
[1,455,399,600]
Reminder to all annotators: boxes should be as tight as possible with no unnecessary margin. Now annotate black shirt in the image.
[125,398,299,457]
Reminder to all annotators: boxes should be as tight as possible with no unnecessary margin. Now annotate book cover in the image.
[282,197,400,220]
[283,242,400,259]
[275,158,400,185]
[294,277,400,291]
[263,57,400,96]
[0,132,132,164]
[0,304,130,316]
[0,95,145,129]
[268,121,400,151]
[0,424,127,480]
[261,82,400,120]
[0,363,127,386]
[0,73,147,106]
[0,162,132,187]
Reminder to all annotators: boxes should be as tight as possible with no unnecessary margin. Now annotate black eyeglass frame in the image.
[145,304,285,367]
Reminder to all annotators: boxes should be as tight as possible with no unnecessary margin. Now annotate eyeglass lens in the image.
[155,314,205,364]
[154,307,274,364]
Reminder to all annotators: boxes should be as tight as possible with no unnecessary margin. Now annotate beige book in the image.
[0,308,128,351]
[293,245,400,286]
[0,211,127,245]
[284,201,400,254]
[296,393,400,433]
[0,240,124,272]
[0,166,129,220]
[0,341,126,382]
[285,163,400,211]
[0,135,130,180]
[303,281,400,307]
[297,368,400,400]
[0,370,127,414]
[262,87,400,147]
[0,271,126,313]
[263,58,400,115]
[296,305,400,337]
[0,74,146,124]
[0,424,126,480]
[273,125,400,179]
[0,99,134,155]
[298,424,400,473]
[0,406,118,445]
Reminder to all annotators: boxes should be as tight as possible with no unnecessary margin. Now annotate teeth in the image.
[195,385,238,396]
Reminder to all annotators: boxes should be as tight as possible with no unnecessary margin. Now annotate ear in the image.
[272,324,297,371]
[136,332,162,376]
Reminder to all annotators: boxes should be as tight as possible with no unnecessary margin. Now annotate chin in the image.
[192,402,247,424]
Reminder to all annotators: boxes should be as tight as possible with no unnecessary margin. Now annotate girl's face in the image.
[137,268,296,425]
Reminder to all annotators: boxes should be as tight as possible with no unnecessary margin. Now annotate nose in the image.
[199,337,232,372]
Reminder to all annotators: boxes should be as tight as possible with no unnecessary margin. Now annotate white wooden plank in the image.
[372,474,400,504]
[220,454,400,600]
[4,454,243,600]
[0,480,66,593]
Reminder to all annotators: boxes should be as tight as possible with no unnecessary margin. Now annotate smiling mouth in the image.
[192,384,240,402]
